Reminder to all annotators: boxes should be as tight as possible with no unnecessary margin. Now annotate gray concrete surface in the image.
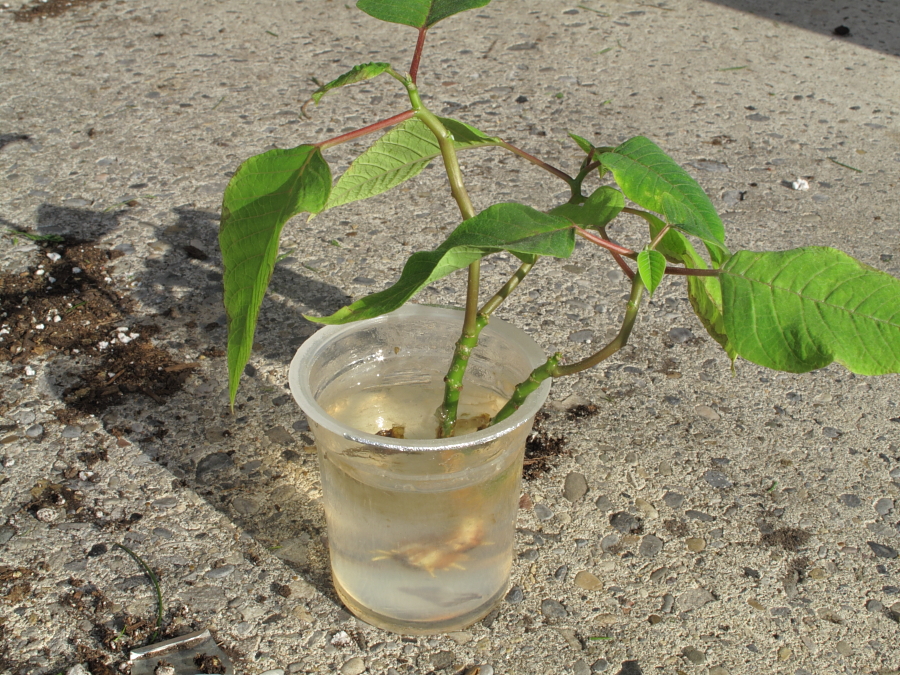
[2,0,900,674]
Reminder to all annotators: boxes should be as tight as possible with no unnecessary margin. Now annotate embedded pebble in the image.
[839,493,862,508]
[694,405,720,421]
[340,657,365,675]
[568,329,593,343]
[205,564,235,579]
[196,452,234,480]
[260,671,285,675]
[473,667,493,675]
[677,587,715,612]
[25,424,44,438]
[635,498,658,519]
[505,586,524,604]
[60,425,82,439]
[668,327,694,344]
[682,647,705,664]
[868,541,898,559]
[703,470,732,488]
[563,472,588,502]
[777,646,792,661]
[686,537,706,553]
[708,667,729,675]
[534,503,554,520]
[836,640,852,656]
[594,495,614,512]
[541,598,568,619]
[66,666,91,675]
[639,535,663,558]
[430,651,455,670]
[591,659,609,672]
[609,511,642,534]
[662,492,684,508]
[574,571,603,591]
[874,498,894,516]
[657,460,673,476]
[573,659,591,675]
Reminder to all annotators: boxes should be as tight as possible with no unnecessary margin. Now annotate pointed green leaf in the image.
[325,116,500,211]
[549,186,623,230]
[309,203,575,324]
[568,132,593,154]
[357,0,491,28]
[637,249,666,296]
[661,193,729,263]
[649,217,735,360]
[599,136,729,266]
[311,62,392,104]
[220,144,331,405]
[721,248,900,375]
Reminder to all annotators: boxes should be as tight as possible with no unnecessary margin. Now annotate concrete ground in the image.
[1,0,899,674]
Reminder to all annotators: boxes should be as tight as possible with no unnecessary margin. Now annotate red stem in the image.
[316,110,415,150]
[576,227,721,278]
[611,251,636,280]
[410,27,428,83]
[575,226,636,258]
[500,141,574,184]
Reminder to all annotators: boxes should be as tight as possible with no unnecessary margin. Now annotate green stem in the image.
[405,79,481,436]
[492,352,561,426]
[480,260,534,317]
[552,273,646,377]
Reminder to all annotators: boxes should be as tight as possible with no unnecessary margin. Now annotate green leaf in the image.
[220,144,332,406]
[325,116,500,211]
[549,186,624,230]
[568,132,593,154]
[356,0,491,28]
[637,249,666,296]
[650,218,735,360]
[721,247,900,375]
[661,193,729,263]
[599,136,728,266]
[311,62,392,104]
[309,202,575,324]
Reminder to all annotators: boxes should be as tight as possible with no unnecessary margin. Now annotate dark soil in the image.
[194,653,227,673]
[0,238,198,420]
[522,411,568,481]
[760,527,811,551]
[13,0,103,21]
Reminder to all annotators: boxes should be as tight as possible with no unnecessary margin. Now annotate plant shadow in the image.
[4,201,352,604]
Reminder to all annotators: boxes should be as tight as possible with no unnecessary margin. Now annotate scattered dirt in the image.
[760,527,811,551]
[522,411,568,481]
[0,237,198,420]
[194,653,227,674]
[13,0,103,21]
[565,403,599,422]
[663,518,689,537]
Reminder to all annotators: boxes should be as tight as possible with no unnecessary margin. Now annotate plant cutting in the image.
[219,0,900,633]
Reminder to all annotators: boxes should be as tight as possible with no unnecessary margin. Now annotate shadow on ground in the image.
[703,0,900,56]
[2,202,353,601]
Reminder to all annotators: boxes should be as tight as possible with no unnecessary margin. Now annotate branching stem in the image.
[552,272,646,377]
[499,141,574,185]
[317,110,415,150]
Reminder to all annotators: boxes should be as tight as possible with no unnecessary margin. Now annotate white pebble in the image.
[331,630,352,647]
[35,323,45,330]
[47,252,61,262]
[98,341,109,350]
[35,508,59,523]
[118,335,132,344]
[53,315,61,322]
[35,269,44,276]
[116,326,128,332]
[72,267,82,274]
[25,366,35,376]
[48,277,56,283]
[792,178,809,190]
